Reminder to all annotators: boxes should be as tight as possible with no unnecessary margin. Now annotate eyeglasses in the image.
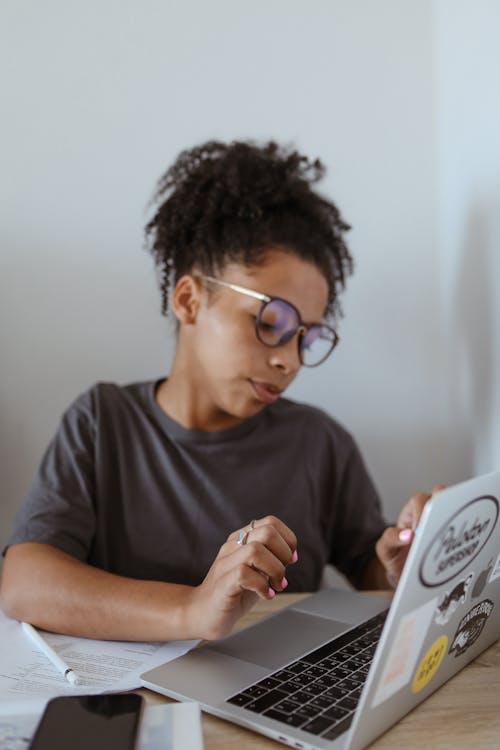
[198,275,339,367]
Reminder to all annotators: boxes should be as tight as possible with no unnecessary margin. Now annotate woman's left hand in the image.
[375,485,445,587]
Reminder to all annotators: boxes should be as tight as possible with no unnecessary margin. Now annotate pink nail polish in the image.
[281,577,288,590]
[399,528,412,543]
[291,550,298,563]
[267,587,276,598]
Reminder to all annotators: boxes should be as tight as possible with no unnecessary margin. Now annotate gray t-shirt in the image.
[7,380,387,591]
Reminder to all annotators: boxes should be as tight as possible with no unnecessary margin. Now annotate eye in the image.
[301,327,321,349]
[250,313,271,328]
[258,320,276,333]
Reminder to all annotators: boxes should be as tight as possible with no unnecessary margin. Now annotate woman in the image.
[0,141,432,641]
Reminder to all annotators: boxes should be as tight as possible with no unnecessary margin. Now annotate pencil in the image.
[21,621,83,686]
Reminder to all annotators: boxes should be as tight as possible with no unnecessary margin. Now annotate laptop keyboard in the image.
[227,609,388,740]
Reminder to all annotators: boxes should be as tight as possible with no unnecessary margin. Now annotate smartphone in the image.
[28,693,144,750]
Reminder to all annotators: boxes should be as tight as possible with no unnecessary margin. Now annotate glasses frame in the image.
[198,274,339,367]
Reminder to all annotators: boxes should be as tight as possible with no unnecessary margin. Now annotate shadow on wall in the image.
[452,205,495,474]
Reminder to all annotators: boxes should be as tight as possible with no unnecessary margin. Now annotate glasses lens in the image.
[256,299,299,346]
[300,325,338,366]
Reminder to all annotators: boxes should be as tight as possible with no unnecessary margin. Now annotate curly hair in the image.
[145,140,353,319]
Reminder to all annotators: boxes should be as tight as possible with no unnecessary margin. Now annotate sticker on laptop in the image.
[487,553,500,584]
[411,635,448,693]
[419,495,499,588]
[449,599,494,657]
[434,573,474,625]
[371,597,437,707]
[471,560,494,598]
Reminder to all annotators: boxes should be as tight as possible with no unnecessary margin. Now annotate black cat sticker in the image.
[435,574,473,625]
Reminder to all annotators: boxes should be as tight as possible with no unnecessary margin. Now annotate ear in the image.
[171,275,202,324]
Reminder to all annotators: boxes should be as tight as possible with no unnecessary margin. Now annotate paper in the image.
[0,701,43,750]
[0,609,198,704]
[0,701,203,750]
[139,703,203,750]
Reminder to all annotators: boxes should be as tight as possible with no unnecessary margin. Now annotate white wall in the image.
[435,0,500,479]
[1,1,498,566]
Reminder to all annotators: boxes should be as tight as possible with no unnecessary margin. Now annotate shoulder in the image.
[61,379,156,428]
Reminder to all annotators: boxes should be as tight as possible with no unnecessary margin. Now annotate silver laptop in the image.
[142,471,500,749]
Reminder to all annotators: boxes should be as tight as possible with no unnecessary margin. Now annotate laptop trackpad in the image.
[209,610,349,671]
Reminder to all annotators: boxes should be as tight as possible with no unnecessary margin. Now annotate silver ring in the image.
[236,529,248,546]
[248,519,256,531]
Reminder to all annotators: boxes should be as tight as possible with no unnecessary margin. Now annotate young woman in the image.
[0,141,434,641]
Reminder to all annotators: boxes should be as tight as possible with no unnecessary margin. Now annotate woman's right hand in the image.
[186,515,298,640]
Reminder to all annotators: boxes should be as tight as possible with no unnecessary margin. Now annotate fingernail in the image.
[291,550,298,563]
[267,587,276,598]
[399,528,413,543]
[281,577,288,590]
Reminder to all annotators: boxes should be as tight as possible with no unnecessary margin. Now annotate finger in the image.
[218,540,289,592]
[397,492,431,530]
[376,527,412,584]
[379,526,414,555]
[246,526,295,568]
[224,562,280,601]
[222,531,292,574]
[398,484,446,533]
[398,527,414,545]
[226,516,297,564]
[240,542,289,592]
[251,516,298,554]
[432,484,446,494]
[227,515,297,552]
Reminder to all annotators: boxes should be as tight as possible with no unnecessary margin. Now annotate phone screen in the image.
[28,694,143,750]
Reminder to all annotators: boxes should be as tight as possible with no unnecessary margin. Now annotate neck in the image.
[156,356,244,432]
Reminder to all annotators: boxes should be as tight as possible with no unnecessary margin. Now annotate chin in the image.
[244,401,267,417]
[226,396,266,422]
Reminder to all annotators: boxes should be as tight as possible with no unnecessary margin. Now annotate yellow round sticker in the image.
[412,635,448,693]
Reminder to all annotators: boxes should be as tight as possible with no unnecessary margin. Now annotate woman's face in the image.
[176,248,330,429]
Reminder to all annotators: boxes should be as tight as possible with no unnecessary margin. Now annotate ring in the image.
[236,530,248,546]
[249,519,256,530]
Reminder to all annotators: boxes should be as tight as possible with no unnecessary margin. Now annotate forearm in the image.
[357,554,392,591]
[0,542,196,641]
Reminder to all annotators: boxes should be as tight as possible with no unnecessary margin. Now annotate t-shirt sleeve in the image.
[328,439,388,585]
[4,390,97,560]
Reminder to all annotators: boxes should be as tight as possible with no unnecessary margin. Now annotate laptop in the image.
[141,470,500,749]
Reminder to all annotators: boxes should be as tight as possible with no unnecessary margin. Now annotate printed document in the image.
[0,609,197,704]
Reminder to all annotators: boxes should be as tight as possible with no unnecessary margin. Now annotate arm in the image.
[356,554,391,590]
[0,516,297,642]
[1,542,192,641]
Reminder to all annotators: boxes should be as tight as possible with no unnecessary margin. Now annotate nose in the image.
[268,334,302,374]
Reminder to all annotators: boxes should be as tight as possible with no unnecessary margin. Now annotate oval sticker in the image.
[419,495,499,588]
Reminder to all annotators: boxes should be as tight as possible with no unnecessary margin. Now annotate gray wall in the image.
[1,1,499,568]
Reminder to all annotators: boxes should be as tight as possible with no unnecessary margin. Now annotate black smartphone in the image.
[28,693,144,750]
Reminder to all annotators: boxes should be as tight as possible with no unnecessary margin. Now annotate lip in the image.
[250,380,283,404]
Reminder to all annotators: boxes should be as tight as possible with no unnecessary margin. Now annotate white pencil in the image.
[21,621,83,686]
